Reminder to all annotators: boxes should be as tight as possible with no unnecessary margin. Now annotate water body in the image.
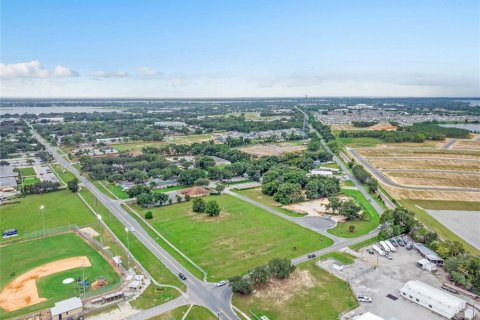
[440,123,480,132]
[0,106,122,115]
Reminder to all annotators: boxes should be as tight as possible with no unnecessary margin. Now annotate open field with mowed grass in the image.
[337,137,384,148]
[110,134,213,152]
[233,260,357,320]
[0,233,120,318]
[133,194,333,280]
[327,189,380,238]
[0,190,97,241]
[15,167,36,176]
[235,188,305,217]
[50,163,76,184]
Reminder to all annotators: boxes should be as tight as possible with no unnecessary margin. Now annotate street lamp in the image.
[125,227,130,269]
[97,214,103,247]
[39,205,45,236]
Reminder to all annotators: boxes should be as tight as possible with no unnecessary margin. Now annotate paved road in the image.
[443,139,457,149]
[32,130,240,320]
[348,148,480,192]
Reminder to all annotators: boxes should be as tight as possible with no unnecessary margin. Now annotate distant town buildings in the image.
[154,121,187,128]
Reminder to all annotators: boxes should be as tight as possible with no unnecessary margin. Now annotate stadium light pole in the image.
[39,205,45,236]
[125,227,130,269]
[97,214,103,247]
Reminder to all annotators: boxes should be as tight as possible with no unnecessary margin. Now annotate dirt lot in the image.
[367,123,397,131]
[283,197,349,222]
[240,142,306,157]
[385,172,480,189]
[369,158,480,171]
[0,256,91,311]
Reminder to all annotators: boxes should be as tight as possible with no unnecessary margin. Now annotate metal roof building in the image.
[413,243,444,265]
[50,297,83,320]
[400,280,466,319]
[354,312,384,320]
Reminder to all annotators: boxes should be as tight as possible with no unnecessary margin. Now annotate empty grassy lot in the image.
[0,233,120,319]
[15,167,36,176]
[0,190,97,241]
[319,252,356,265]
[232,261,357,320]
[401,200,479,255]
[133,194,333,280]
[130,285,180,310]
[337,137,384,148]
[235,188,305,217]
[328,189,380,238]
[50,163,76,184]
[111,134,213,152]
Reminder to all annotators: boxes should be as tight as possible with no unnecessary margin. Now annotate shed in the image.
[50,297,83,320]
[414,243,443,265]
[416,258,437,271]
[400,280,466,319]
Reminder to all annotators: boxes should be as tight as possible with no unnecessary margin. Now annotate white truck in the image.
[380,241,391,252]
[385,240,396,252]
[372,245,385,256]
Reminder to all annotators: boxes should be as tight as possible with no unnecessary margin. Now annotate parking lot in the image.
[35,165,59,183]
[319,245,461,320]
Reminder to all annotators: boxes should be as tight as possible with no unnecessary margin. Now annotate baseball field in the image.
[0,233,121,318]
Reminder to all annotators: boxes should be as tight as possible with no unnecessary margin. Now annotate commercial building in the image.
[400,280,466,319]
[50,297,83,320]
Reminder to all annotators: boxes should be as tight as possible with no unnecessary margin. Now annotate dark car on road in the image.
[178,273,187,280]
[307,253,317,259]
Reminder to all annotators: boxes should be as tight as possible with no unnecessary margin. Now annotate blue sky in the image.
[1,0,479,97]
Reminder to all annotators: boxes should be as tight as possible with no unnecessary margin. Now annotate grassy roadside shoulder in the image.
[401,199,479,255]
[122,204,205,280]
[79,188,185,290]
[328,188,379,238]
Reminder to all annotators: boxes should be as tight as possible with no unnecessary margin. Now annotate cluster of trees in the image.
[190,115,303,133]
[67,178,79,193]
[192,198,221,216]
[350,163,378,193]
[352,121,378,127]
[229,258,296,295]
[35,120,164,147]
[339,123,470,144]
[22,181,61,195]
[379,207,480,294]
[81,153,180,183]
[309,114,335,142]
[326,196,362,220]
[0,121,42,158]
[262,166,340,204]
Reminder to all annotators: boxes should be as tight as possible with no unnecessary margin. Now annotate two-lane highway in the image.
[32,130,240,320]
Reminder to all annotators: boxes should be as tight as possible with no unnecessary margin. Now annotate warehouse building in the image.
[400,280,466,319]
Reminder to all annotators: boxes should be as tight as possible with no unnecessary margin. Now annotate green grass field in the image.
[319,252,356,265]
[130,285,180,310]
[22,177,40,186]
[337,137,384,148]
[111,134,213,152]
[148,305,216,320]
[341,180,355,187]
[152,185,188,193]
[328,189,379,238]
[349,236,380,251]
[0,233,120,318]
[15,167,36,176]
[320,162,341,170]
[401,200,479,255]
[78,189,184,289]
[133,194,333,280]
[235,188,305,217]
[50,164,76,184]
[232,261,357,320]
[0,190,97,241]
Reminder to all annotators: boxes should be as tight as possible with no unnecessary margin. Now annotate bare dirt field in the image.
[384,186,480,201]
[283,197,349,222]
[239,142,306,157]
[367,123,397,131]
[369,158,480,171]
[385,172,480,189]
[452,139,480,151]
[0,256,91,311]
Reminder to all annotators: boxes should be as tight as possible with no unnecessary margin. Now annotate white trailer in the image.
[385,240,396,252]
[379,241,391,252]
[372,245,385,256]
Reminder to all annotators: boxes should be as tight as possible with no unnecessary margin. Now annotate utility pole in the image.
[302,95,308,141]
[125,227,130,269]
[97,214,103,247]
[39,205,45,236]
[82,261,86,298]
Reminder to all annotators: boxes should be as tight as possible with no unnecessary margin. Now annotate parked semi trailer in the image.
[385,240,396,252]
[380,241,391,252]
[372,245,385,256]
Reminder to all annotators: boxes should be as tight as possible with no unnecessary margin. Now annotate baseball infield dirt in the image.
[0,256,91,311]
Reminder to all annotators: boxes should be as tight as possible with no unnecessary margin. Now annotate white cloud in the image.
[138,67,160,76]
[90,71,129,78]
[0,60,78,78]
